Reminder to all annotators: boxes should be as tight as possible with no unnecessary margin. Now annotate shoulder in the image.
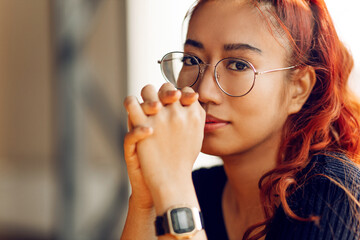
[292,153,360,211]
[267,153,360,239]
[298,153,360,188]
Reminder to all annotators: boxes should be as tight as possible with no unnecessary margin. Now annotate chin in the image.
[201,135,256,158]
[201,142,230,157]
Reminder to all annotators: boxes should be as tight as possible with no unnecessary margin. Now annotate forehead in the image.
[186,1,289,60]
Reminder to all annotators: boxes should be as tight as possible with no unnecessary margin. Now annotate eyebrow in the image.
[184,39,204,49]
[185,38,262,54]
[224,43,262,54]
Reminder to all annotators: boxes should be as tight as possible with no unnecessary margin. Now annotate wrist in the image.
[128,194,155,212]
[151,177,199,215]
[122,196,157,240]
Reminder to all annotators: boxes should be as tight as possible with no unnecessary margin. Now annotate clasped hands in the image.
[123,83,205,213]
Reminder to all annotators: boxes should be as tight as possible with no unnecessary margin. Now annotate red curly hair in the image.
[187,0,360,239]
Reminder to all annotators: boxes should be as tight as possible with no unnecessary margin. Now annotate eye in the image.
[182,55,203,66]
[182,56,199,66]
[226,60,250,71]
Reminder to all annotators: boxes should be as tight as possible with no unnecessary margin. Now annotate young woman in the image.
[121,0,360,239]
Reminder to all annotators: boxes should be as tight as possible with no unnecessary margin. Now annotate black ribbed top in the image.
[192,153,360,240]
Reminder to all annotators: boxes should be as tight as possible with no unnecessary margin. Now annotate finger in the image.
[127,116,133,131]
[124,126,153,162]
[124,96,147,126]
[180,87,199,106]
[140,101,162,115]
[141,84,160,102]
[158,83,181,105]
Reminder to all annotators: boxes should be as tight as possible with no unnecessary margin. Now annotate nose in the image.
[193,63,222,105]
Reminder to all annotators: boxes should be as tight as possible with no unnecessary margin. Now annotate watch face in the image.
[170,207,195,234]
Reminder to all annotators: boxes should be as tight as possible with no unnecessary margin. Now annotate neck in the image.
[220,132,282,239]
[221,135,280,210]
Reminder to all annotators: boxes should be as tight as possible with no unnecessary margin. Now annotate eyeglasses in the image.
[158,51,298,97]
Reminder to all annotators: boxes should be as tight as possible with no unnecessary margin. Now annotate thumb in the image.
[124,126,153,165]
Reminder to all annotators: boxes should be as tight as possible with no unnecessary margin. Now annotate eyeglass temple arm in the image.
[255,65,298,75]
[158,59,176,64]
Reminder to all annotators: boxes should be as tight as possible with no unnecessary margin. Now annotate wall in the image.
[0,0,55,238]
[0,0,128,239]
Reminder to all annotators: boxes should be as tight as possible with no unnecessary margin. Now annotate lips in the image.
[204,114,229,132]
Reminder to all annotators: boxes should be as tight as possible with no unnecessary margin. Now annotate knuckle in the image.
[156,111,167,124]
[189,110,200,122]
[181,86,195,93]
[190,107,205,124]
[159,83,176,95]
[127,99,138,109]
[124,132,133,144]
[171,115,184,126]
[142,104,157,115]
[141,84,155,96]
[140,103,151,115]
[169,109,184,125]
[161,82,175,89]
[124,96,136,108]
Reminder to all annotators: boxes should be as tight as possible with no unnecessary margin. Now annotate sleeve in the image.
[266,174,360,240]
[192,166,229,240]
[192,168,208,200]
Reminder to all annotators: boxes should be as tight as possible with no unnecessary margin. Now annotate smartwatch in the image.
[155,205,205,239]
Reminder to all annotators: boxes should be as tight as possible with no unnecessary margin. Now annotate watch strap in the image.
[155,213,169,236]
[199,211,205,230]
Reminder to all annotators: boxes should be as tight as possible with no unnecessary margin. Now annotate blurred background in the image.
[0,0,359,240]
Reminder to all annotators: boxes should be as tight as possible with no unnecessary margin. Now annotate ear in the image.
[287,66,316,115]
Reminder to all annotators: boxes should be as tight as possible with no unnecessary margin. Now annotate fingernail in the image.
[149,101,159,107]
[166,90,179,97]
[183,92,196,97]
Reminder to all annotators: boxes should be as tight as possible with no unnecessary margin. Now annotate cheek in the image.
[201,75,291,156]
[228,79,289,147]
[232,94,286,134]
[236,76,290,128]
[201,91,289,156]
[250,73,291,112]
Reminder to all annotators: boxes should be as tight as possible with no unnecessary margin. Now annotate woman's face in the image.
[186,1,294,158]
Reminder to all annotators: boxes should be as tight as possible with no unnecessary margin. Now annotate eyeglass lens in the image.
[160,52,255,97]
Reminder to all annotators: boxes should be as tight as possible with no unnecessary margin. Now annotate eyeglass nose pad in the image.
[199,66,206,79]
